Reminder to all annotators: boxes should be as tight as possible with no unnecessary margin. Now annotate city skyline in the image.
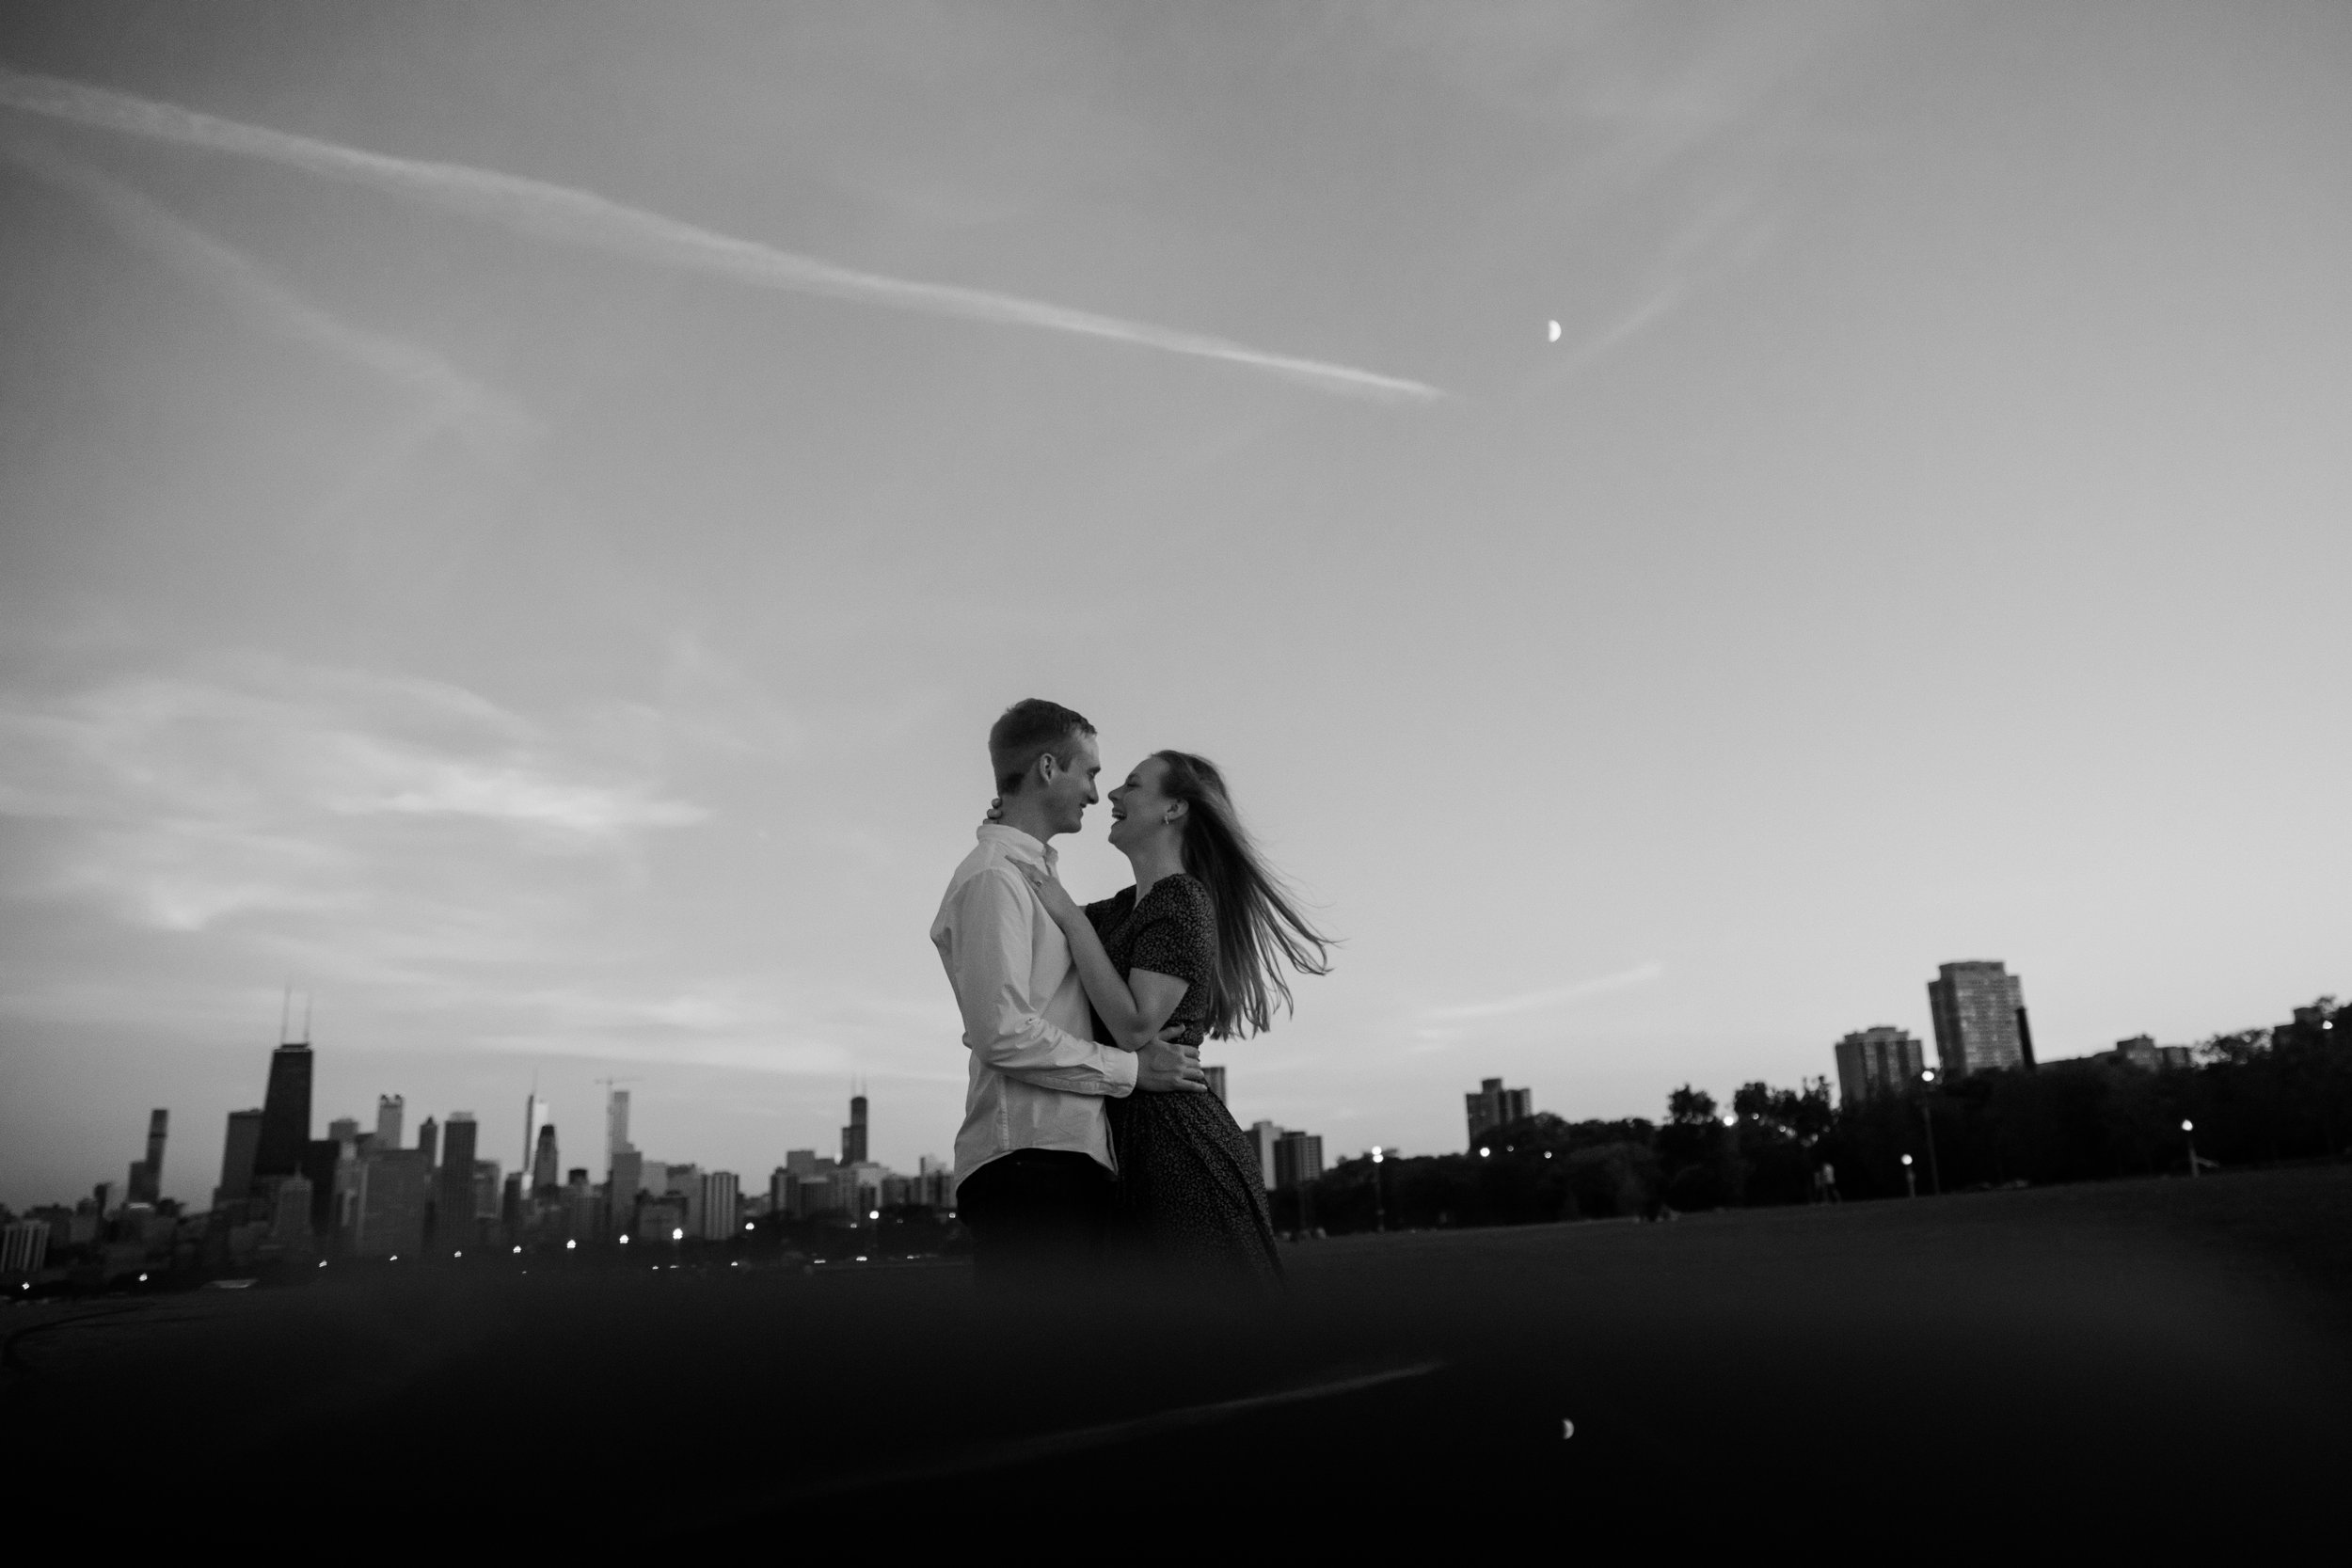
[5,3,2348,1209]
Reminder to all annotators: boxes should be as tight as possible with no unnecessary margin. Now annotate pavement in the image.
[8,1163,2346,1543]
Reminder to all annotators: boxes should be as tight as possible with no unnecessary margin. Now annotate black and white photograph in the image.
[2,1,2346,1544]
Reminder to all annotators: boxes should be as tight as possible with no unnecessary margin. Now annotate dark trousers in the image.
[957,1148,1115,1292]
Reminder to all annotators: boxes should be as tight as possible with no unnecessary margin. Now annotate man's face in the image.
[1038,734,1102,837]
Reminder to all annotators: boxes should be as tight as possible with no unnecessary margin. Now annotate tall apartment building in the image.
[417,1117,438,1167]
[695,1171,740,1241]
[1465,1078,1534,1148]
[1833,1026,1927,1105]
[606,1089,632,1167]
[2,1218,50,1277]
[1926,960,2035,1077]
[610,1148,644,1237]
[1245,1121,1279,1191]
[375,1095,405,1149]
[1273,1131,1325,1191]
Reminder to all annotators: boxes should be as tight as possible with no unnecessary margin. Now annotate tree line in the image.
[1276,994,2346,1235]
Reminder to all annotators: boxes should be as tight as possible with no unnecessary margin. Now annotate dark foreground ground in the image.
[9,1165,2349,1543]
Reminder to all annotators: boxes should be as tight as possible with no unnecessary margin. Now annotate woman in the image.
[1015,750,1332,1287]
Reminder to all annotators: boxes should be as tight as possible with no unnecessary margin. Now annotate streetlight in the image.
[2182,1118,2200,1178]
[1371,1146,1388,1234]
[1917,1070,1943,1196]
[1901,1153,1916,1200]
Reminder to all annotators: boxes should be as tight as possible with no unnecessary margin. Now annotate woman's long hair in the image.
[1154,751,1335,1039]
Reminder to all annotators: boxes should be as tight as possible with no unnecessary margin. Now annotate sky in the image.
[2,1,2346,1211]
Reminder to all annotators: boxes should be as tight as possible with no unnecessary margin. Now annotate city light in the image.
[137,1272,147,1282]
[453,1250,463,1258]
[512,1245,521,1254]
[1901,1154,1914,1165]
[1480,1147,1490,1158]
[869,1210,880,1220]
[744,1223,755,1231]
[672,1227,684,1241]
[618,1234,628,1244]
[1720,1113,1737,1127]
[2181,1119,2194,1132]
[564,1239,576,1250]
[1372,1146,1384,1164]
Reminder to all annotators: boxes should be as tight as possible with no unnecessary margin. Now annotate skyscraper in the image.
[610,1148,644,1238]
[417,1116,438,1168]
[1833,1026,1927,1105]
[254,1039,314,1179]
[1926,961,2034,1078]
[217,1108,265,1205]
[1464,1078,1534,1148]
[520,1092,549,1182]
[606,1089,631,1166]
[1245,1121,1279,1191]
[841,1094,868,1166]
[351,1149,429,1258]
[696,1171,740,1241]
[437,1114,478,1248]
[1273,1131,1324,1191]
[1204,1066,1228,1104]
[375,1096,405,1149]
[532,1123,561,1195]
[126,1108,167,1205]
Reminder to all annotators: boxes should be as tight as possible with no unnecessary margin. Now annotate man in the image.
[931,698,1207,1287]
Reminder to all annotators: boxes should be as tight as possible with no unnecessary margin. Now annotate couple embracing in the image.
[930,699,1332,1292]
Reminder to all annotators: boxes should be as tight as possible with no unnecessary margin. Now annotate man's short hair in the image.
[990,699,1096,795]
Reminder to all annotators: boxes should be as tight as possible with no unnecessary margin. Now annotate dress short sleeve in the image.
[1127,876,1216,990]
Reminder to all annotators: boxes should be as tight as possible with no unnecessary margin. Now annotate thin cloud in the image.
[0,130,532,459]
[0,65,1447,404]
[1424,960,1666,1022]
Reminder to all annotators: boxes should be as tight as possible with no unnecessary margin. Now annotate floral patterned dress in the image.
[1088,874,1284,1288]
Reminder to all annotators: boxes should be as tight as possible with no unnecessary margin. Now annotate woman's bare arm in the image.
[1024,867,1190,1051]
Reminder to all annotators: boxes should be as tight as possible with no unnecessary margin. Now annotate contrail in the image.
[0,130,532,459]
[0,65,1447,404]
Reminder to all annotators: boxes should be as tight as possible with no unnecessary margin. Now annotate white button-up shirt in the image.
[933,825,1137,1181]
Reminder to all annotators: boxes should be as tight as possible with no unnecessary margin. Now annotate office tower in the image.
[1272,1131,1324,1191]
[610,1148,644,1236]
[1833,1026,1927,1106]
[785,1149,818,1178]
[254,1039,315,1179]
[123,1108,169,1205]
[472,1161,501,1221]
[417,1117,438,1168]
[270,1174,313,1244]
[532,1123,561,1194]
[2,1217,50,1277]
[351,1149,429,1258]
[327,1117,360,1143]
[375,1095,405,1149]
[564,1169,595,1239]
[217,1108,265,1206]
[297,1138,342,1234]
[841,1094,868,1166]
[768,1167,795,1219]
[519,1092,552,1181]
[697,1172,740,1241]
[641,1161,670,1200]
[1464,1079,1534,1147]
[1204,1066,1227,1104]
[607,1090,632,1165]
[1926,961,2033,1077]
[1245,1121,1279,1191]
[437,1114,479,1247]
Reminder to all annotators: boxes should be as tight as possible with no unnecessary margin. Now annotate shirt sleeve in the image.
[946,867,1138,1098]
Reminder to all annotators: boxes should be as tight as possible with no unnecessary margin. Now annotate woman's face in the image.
[1106,755,1182,852]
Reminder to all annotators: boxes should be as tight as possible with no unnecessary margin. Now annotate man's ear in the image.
[1032,752,1058,788]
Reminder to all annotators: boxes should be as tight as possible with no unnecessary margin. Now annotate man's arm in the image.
[946,868,1139,1098]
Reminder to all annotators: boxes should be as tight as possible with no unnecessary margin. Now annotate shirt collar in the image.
[977,823,1057,869]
